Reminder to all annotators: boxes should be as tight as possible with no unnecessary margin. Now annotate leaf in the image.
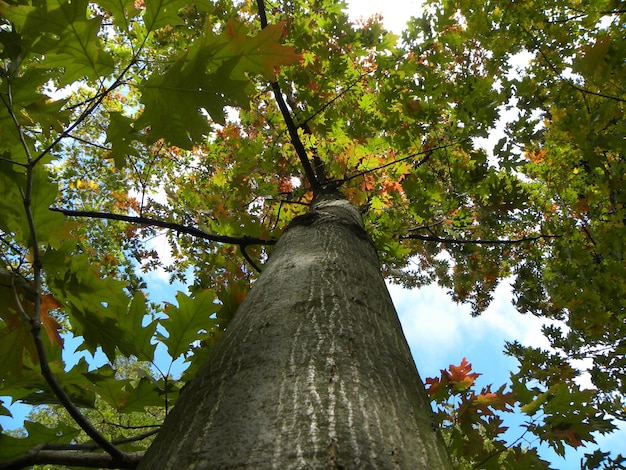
[42,243,132,361]
[215,282,248,324]
[84,367,133,411]
[97,0,141,32]
[575,34,611,79]
[473,384,515,412]
[0,323,35,379]
[137,45,250,147]
[7,0,115,85]
[158,290,219,359]
[0,421,80,460]
[116,292,157,362]
[105,111,140,168]
[425,374,450,402]
[448,357,480,392]
[218,19,302,81]
[39,294,64,348]
[0,165,65,247]
[545,424,585,450]
[0,2,35,31]
[143,0,186,32]
[23,95,71,137]
[55,358,97,408]
[118,377,167,413]
[520,391,549,415]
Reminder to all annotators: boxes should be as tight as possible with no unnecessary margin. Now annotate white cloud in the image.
[345,0,425,34]
[389,280,549,377]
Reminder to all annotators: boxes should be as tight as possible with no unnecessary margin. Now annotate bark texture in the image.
[139,192,452,469]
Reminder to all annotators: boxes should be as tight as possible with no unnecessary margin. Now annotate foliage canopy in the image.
[0,0,624,468]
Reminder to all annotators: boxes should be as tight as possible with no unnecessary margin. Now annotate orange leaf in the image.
[448,357,480,391]
[547,428,584,448]
[360,174,375,192]
[474,385,515,411]
[40,294,64,347]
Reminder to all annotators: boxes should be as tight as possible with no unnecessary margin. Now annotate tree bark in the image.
[139,191,452,469]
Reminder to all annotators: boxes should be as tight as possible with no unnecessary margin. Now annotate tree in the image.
[0,0,624,468]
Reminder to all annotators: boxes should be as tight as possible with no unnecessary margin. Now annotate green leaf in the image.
[53,358,97,408]
[116,292,158,362]
[143,0,186,32]
[24,95,71,137]
[118,377,167,413]
[42,243,132,361]
[0,68,67,141]
[0,323,34,379]
[0,3,35,31]
[158,290,219,360]
[85,369,133,411]
[5,0,115,85]
[105,111,140,168]
[138,47,249,147]
[0,421,80,460]
[575,34,611,79]
[520,391,548,415]
[97,0,141,32]
[30,167,67,245]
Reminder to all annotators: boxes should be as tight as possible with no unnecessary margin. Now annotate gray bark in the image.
[139,192,452,469]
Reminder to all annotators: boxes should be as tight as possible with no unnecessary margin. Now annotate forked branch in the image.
[256,0,322,192]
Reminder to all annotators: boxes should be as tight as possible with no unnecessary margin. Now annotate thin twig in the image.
[67,133,111,150]
[523,26,625,103]
[0,153,28,167]
[297,71,373,129]
[403,233,560,245]
[34,56,139,166]
[471,427,531,469]
[340,138,470,184]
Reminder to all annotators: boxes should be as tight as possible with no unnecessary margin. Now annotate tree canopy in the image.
[0,0,624,468]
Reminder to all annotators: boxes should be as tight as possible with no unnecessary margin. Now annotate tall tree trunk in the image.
[139,192,452,469]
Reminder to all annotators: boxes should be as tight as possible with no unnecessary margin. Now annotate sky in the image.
[2,2,624,469]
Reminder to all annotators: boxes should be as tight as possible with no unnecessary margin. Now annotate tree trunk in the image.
[139,192,452,469]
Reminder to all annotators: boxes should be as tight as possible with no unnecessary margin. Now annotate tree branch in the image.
[43,428,160,451]
[240,245,263,273]
[50,208,276,247]
[256,0,321,192]
[0,448,143,470]
[5,75,125,463]
[523,26,625,103]
[34,56,139,166]
[403,233,560,245]
[339,138,470,184]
